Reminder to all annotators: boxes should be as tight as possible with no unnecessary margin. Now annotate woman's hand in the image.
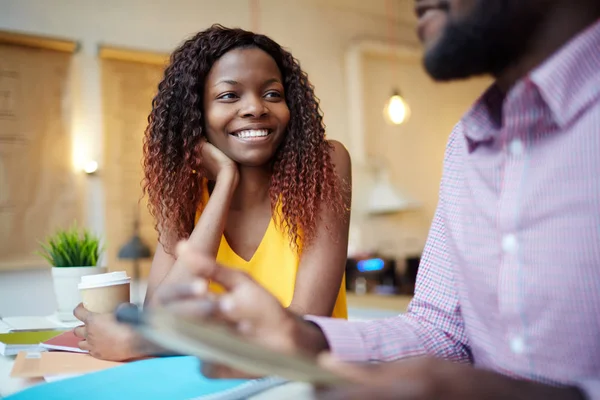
[200,139,238,182]
[145,140,238,306]
[73,303,142,361]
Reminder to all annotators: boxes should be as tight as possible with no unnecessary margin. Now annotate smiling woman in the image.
[71,24,352,363]
[203,47,290,168]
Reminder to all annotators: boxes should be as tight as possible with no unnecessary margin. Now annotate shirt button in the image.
[509,139,524,156]
[502,234,518,254]
[510,336,526,354]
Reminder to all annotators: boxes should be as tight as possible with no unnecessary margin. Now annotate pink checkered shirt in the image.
[310,20,600,398]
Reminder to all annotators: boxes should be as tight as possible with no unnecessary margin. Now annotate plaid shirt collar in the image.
[462,18,600,149]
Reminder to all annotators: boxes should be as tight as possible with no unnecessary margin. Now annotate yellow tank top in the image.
[195,182,347,319]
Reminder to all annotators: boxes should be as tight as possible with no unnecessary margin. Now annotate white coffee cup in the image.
[78,271,131,314]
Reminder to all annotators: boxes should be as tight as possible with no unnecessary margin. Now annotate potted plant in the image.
[38,224,106,321]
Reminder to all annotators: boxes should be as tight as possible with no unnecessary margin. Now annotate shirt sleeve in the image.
[306,128,472,363]
[576,379,600,400]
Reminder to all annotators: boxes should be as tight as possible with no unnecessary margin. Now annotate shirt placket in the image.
[495,82,533,369]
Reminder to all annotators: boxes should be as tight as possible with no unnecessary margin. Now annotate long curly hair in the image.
[143,24,346,254]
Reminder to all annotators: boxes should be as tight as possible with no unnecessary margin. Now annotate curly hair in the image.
[142,24,346,254]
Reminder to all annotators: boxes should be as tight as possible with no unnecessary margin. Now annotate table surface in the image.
[0,294,412,399]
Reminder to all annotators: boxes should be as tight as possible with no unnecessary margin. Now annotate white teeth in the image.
[235,129,269,138]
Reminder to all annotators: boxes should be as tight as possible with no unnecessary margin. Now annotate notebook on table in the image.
[0,331,62,356]
[5,356,287,400]
[10,351,122,378]
[40,330,87,353]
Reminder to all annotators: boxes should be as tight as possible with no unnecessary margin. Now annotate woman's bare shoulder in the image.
[326,139,351,177]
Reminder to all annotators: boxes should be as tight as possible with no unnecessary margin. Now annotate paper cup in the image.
[78,271,131,314]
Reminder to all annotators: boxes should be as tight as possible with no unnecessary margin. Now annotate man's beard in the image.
[423,0,545,81]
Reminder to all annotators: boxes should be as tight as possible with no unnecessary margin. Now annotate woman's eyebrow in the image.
[212,77,282,88]
[213,79,239,87]
[262,78,281,85]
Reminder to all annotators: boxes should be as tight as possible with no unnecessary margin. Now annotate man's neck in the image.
[496,5,600,93]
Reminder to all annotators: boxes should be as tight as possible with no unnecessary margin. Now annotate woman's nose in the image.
[240,95,268,118]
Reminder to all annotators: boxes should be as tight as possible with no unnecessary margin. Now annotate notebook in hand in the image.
[40,330,87,353]
[116,306,347,386]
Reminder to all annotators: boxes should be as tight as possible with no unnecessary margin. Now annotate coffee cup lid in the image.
[78,271,131,290]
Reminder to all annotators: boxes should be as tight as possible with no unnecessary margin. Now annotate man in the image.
[156,0,600,398]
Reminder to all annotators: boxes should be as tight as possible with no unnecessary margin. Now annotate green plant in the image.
[37,223,103,267]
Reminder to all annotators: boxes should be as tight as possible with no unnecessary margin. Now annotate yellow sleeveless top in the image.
[195,181,347,319]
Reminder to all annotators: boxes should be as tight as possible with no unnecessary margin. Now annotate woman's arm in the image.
[288,140,352,317]
[145,141,239,306]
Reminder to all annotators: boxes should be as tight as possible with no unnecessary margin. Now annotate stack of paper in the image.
[0,316,79,333]
[0,331,63,356]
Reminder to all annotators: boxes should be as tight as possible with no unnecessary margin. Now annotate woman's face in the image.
[203,47,290,167]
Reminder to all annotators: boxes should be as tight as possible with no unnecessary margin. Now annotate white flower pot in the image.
[51,266,107,322]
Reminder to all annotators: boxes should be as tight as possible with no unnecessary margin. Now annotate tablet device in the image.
[116,305,347,386]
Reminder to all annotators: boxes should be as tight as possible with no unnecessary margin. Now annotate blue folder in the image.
[6,356,287,400]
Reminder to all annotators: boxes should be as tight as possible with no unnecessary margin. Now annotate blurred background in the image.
[0,0,490,318]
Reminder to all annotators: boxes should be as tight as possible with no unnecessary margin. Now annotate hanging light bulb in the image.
[383,89,410,125]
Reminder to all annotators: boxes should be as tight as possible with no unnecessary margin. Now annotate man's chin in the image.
[422,40,487,82]
[420,34,459,81]
[422,51,455,82]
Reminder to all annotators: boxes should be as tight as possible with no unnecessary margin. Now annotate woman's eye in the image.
[217,92,238,100]
[264,91,282,99]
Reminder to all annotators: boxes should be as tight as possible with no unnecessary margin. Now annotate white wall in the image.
[361,54,491,257]
[0,0,418,249]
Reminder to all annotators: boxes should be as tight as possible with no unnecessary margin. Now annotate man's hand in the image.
[73,303,143,361]
[154,240,330,377]
[315,356,586,400]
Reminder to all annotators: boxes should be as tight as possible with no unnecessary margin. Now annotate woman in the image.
[73,24,352,361]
